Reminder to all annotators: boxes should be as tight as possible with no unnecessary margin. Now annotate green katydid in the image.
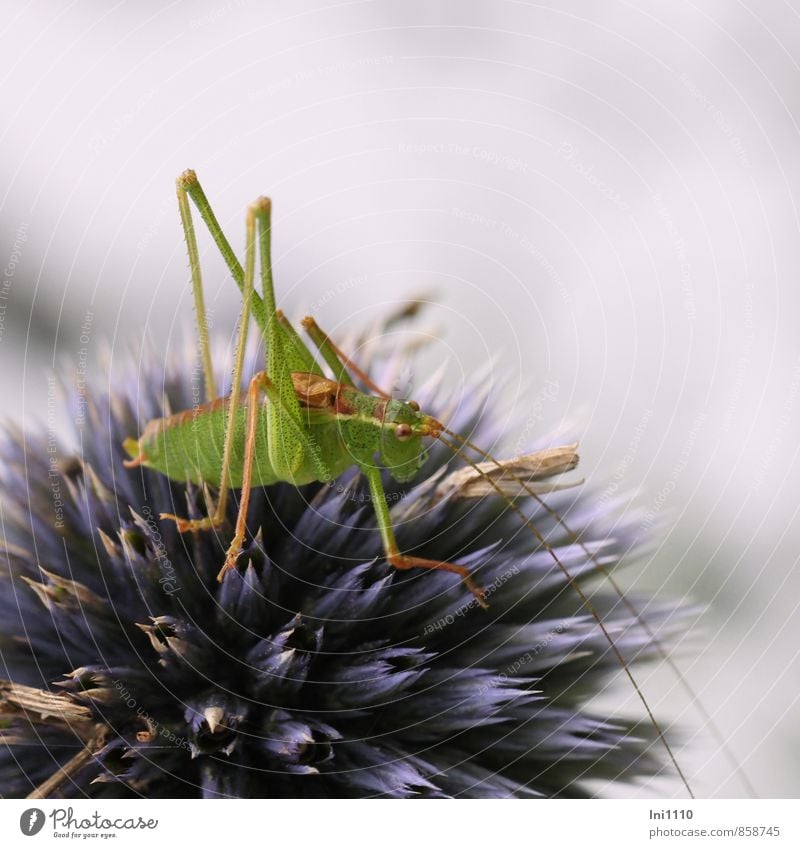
[121,170,753,799]
[123,173,486,605]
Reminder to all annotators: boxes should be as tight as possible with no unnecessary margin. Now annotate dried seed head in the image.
[433,443,581,502]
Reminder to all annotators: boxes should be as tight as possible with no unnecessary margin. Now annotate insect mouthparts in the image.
[418,416,443,438]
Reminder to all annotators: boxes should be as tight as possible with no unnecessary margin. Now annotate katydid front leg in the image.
[361,464,488,608]
[301,316,391,399]
[166,369,271,580]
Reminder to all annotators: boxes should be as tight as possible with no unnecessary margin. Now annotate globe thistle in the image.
[0,319,685,799]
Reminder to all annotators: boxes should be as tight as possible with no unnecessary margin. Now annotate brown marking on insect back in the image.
[123,396,233,465]
[139,397,231,441]
[163,396,230,429]
[291,371,338,409]
[331,384,360,417]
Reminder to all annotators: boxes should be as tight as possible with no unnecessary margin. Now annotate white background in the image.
[1,0,798,797]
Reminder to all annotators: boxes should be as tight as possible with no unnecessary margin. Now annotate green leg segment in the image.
[301,316,357,387]
[177,169,269,334]
[177,176,217,401]
[362,464,487,607]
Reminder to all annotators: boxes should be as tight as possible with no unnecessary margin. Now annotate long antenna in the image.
[440,423,756,798]
[433,428,695,798]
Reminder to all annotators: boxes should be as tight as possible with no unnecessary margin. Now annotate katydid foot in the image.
[387,553,488,609]
[216,536,246,582]
[159,513,225,534]
[160,511,247,582]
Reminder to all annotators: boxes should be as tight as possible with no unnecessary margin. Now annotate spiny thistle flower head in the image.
[0,319,681,798]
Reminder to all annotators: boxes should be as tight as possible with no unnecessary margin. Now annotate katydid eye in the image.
[407,400,420,412]
[395,424,413,441]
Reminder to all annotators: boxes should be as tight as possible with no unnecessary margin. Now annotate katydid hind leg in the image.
[252,200,308,481]
[217,364,337,581]
[177,171,321,381]
[177,169,269,334]
[301,316,357,389]
[176,172,217,402]
[276,311,325,376]
[161,199,259,534]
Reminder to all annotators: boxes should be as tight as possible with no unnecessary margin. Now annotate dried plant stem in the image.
[27,727,107,800]
[0,679,92,724]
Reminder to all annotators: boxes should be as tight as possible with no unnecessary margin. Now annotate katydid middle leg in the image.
[216,370,270,580]
[301,315,393,398]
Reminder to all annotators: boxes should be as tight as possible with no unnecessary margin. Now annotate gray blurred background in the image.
[1,0,798,797]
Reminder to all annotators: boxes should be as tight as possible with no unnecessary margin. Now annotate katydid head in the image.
[377,399,443,483]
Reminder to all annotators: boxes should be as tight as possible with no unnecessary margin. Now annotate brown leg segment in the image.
[362,464,487,608]
[159,510,226,535]
[160,474,232,533]
[217,372,270,582]
[387,551,488,609]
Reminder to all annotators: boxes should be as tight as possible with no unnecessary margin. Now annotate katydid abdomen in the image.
[124,388,353,488]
